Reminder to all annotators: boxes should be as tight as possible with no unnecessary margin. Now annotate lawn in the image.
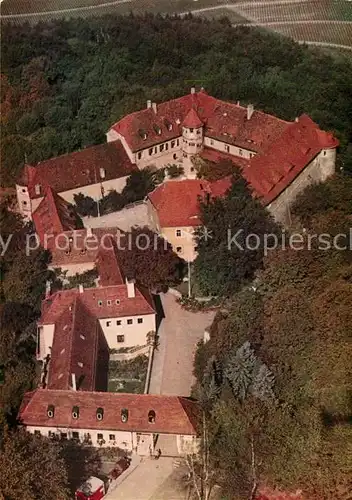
[108,355,148,394]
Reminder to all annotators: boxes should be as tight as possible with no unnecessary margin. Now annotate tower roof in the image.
[182,108,203,129]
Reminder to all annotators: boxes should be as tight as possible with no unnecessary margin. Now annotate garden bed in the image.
[108,355,148,394]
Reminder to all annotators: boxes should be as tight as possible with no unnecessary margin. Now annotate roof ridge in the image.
[64,296,79,388]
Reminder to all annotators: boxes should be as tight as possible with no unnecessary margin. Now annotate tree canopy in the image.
[193,179,352,499]
[2,15,352,185]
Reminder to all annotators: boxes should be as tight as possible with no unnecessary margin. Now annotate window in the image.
[176,229,182,237]
[127,319,133,325]
[190,167,195,172]
[48,431,54,438]
[323,151,327,156]
[121,408,129,422]
[210,139,214,145]
[115,299,120,305]
[137,152,142,160]
[173,153,177,160]
[176,246,183,253]
[165,143,168,150]
[149,148,153,156]
[34,430,41,436]
[22,201,27,206]
[160,144,164,152]
[138,318,143,324]
[107,300,112,306]
[72,431,79,441]
[106,321,111,327]
[190,128,194,133]
[197,129,201,135]
[190,142,195,147]
[177,139,179,146]
[22,188,26,193]
[61,433,68,440]
[117,335,125,343]
[225,144,230,153]
[148,410,156,423]
[171,140,175,148]
[109,434,116,441]
[154,147,158,154]
[98,300,103,307]
[97,433,104,440]
[116,320,122,326]
[238,149,243,156]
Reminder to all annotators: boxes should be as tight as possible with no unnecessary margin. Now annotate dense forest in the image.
[2,14,352,186]
[193,175,352,499]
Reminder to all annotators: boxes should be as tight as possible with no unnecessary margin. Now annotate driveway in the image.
[104,456,183,500]
[149,292,215,396]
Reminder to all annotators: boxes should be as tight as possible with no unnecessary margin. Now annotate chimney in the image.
[237,100,240,106]
[147,100,152,109]
[71,373,77,391]
[152,102,157,115]
[87,226,93,238]
[45,280,51,299]
[126,277,135,298]
[78,284,84,294]
[295,117,299,122]
[191,87,196,94]
[247,104,254,120]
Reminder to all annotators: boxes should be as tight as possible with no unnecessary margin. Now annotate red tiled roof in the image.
[40,283,155,325]
[110,91,288,153]
[17,141,137,199]
[47,299,106,392]
[19,390,200,435]
[96,236,125,287]
[47,227,123,268]
[244,114,339,205]
[148,177,232,227]
[199,146,249,170]
[32,187,78,245]
[183,108,203,128]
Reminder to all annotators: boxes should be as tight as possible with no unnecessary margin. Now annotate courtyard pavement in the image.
[149,292,216,397]
[82,201,151,232]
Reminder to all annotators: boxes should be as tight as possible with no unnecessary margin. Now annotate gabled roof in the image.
[46,298,105,392]
[19,390,200,435]
[32,187,78,245]
[17,141,137,199]
[96,236,125,287]
[183,108,203,129]
[244,114,339,205]
[148,177,232,227]
[40,283,155,326]
[110,90,289,153]
[48,227,124,268]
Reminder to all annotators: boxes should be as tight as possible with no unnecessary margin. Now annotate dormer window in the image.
[164,119,172,131]
[138,129,147,140]
[148,410,156,423]
[96,407,104,421]
[47,404,55,418]
[115,299,120,305]
[72,406,79,419]
[153,124,161,135]
[35,184,41,195]
[98,300,103,307]
[121,408,129,423]
[100,168,105,179]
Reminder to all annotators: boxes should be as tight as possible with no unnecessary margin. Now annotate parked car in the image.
[75,476,105,500]
[108,456,131,481]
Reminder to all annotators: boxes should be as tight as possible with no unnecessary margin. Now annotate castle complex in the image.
[16,88,338,260]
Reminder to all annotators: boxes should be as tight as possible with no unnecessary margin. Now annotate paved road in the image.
[104,457,178,500]
[149,292,215,397]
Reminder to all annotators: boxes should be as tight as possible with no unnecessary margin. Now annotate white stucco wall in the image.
[136,138,183,170]
[99,313,156,349]
[203,136,255,159]
[38,324,55,360]
[267,148,336,224]
[26,425,134,450]
[161,226,197,262]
